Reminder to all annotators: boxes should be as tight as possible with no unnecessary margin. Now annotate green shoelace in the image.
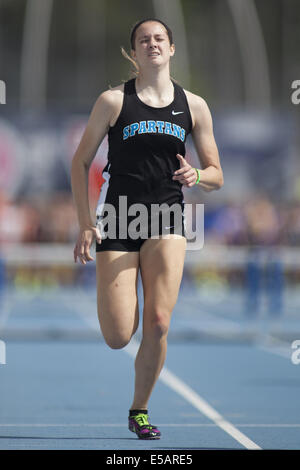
[133,413,152,428]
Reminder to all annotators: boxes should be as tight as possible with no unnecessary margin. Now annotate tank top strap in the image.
[124,78,136,97]
[171,79,180,98]
[171,80,193,134]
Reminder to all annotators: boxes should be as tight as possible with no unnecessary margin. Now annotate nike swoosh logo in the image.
[165,226,174,230]
[172,111,184,115]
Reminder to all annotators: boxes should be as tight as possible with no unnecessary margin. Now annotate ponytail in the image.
[121,46,139,78]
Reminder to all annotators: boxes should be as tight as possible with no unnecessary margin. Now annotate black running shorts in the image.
[95,208,186,252]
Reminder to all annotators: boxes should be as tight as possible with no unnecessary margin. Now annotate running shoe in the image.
[128,412,161,440]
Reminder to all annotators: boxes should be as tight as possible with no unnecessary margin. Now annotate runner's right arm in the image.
[71,90,115,264]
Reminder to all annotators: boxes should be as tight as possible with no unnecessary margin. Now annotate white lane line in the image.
[61,293,99,329]
[0,423,299,428]
[257,335,293,359]
[0,291,14,331]
[67,292,262,450]
[159,369,260,450]
[176,296,295,361]
[125,339,261,450]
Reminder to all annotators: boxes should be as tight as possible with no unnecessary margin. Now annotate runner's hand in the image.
[172,154,197,188]
[73,226,102,265]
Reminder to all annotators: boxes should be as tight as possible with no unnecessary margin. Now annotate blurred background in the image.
[1,0,300,343]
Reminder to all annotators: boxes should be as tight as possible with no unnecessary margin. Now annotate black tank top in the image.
[101,78,193,210]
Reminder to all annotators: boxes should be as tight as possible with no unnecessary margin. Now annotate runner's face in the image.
[131,21,175,69]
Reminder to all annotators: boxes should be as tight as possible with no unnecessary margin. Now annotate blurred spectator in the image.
[283,201,300,246]
[37,192,78,243]
[207,201,247,245]
[0,191,27,243]
[0,191,78,244]
[244,195,283,246]
[243,194,284,318]
[18,201,40,243]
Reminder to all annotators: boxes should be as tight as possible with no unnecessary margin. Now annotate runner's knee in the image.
[98,308,138,349]
[104,332,132,350]
[144,308,171,338]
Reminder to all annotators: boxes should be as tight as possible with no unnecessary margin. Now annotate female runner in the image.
[71,18,223,440]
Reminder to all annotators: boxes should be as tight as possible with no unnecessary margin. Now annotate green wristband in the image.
[194,168,201,184]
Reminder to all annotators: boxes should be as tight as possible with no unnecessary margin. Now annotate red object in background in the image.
[89,161,105,207]
[0,119,26,199]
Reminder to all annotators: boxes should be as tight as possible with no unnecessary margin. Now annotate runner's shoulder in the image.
[183,89,211,129]
[183,88,207,110]
[97,83,125,110]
